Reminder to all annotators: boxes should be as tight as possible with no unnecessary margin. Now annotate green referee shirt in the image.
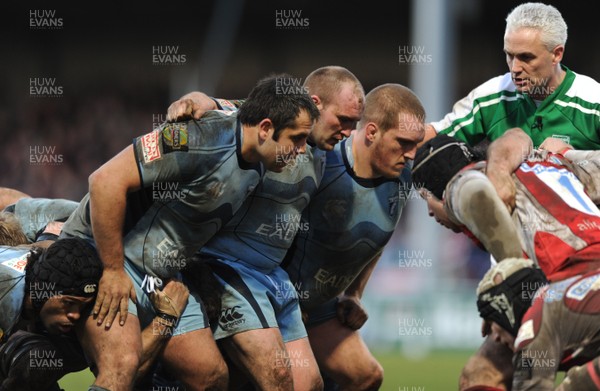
[432,66,600,149]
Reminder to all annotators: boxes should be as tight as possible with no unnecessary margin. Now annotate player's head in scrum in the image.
[504,2,567,100]
[21,238,103,335]
[0,211,28,246]
[476,258,547,351]
[354,83,426,179]
[411,134,485,232]
[238,73,321,172]
[303,66,365,150]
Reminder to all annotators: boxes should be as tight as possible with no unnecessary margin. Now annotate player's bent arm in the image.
[136,321,172,383]
[337,254,382,330]
[485,128,532,210]
[89,144,141,272]
[344,253,381,299]
[538,137,600,205]
[487,128,532,173]
[486,128,532,175]
[135,280,189,382]
[88,144,142,326]
[445,171,523,261]
[563,149,600,206]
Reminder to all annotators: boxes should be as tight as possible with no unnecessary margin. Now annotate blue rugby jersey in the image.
[284,134,411,309]
[200,145,326,272]
[0,247,30,341]
[62,111,263,278]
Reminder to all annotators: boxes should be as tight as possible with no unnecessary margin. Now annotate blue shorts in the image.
[304,298,338,329]
[208,258,307,343]
[59,233,209,336]
[124,260,208,336]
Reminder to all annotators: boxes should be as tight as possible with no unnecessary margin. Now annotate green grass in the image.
[58,350,566,390]
[59,350,473,390]
[376,350,472,390]
[58,368,94,390]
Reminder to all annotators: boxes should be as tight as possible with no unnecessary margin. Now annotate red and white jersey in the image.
[511,150,600,281]
[513,270,600,390]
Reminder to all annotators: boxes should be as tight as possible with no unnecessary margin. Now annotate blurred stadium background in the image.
[2,0,598,389]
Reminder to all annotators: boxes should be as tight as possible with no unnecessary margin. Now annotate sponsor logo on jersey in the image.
[140,130,162,163]
[215,99,238,111]
[1,254,28,273]
[213,110,236,116]
[162,123,189,153]
[219,306,245,331]
[566,274,600,301]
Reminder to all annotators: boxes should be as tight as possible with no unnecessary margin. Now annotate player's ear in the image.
[365,122,379,142]
[258,118,275,142]
[311,95,323,111]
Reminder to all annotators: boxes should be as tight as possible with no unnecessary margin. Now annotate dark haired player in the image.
[0,238,103,391]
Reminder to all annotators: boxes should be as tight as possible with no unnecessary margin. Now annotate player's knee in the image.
[368,361,384,390]
[203,358,229,390]
[98,346,140,376]
[270,365,294,389]
[353,360,384,391]
[184,356,229,391]
[332,358,383,391]
[307,370,324,391]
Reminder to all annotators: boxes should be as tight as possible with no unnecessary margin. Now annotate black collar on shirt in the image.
[340,138,399,188]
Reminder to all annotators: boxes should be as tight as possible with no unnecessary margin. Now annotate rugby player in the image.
[0,238,191,391]
[168,66,364,391]
[60,74,319,391]
[283,83,425,390]
[0,194,79,245]
[0,238,103,391]
[412,129,600,390]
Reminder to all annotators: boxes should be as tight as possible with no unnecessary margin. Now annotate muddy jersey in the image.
[512,270,600,390]
[511,150,600,280]
[61,111,263,278]
[200,145,326,273]
[0,247,29,342]
[446,150,600,281]
[283,134,411,310]
[4,198,78,242]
